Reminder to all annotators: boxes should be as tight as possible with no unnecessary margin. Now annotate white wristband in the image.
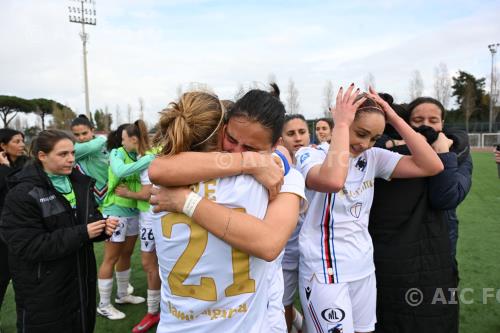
[182,191,202,218]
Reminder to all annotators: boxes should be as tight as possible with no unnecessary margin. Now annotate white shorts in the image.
[108,215,139,243]
[299,273,377,333]
[282,266,299,306]
[265,262,287,332]
[139,211,156,252]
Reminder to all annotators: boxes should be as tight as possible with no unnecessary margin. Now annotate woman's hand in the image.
[367,86,399,124]
[242,152,284,200]
[0,152,10,166]
[87,220,106,239]
[431,132,454,153]
[331,84,366,127]
[494,149,500,164]
[150,185,191,213]
[114,184,129,197]
[104,218,119,236]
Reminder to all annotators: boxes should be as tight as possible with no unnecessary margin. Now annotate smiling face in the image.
[409,103,444,132]
[222,116,274,153]
[38,139,75,175]
[1,134,25,159]
[281,118,310,156]
[121,130,138,153]
[349,112,385,157]
[71,124,94,143]
[315,120,332,143]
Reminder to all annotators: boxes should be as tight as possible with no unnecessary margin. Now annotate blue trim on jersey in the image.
[330,193,339,283]
[320,194,328,283]
[273,149,290,176]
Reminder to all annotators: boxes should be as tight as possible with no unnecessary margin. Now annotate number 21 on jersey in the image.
[161,210,255,301]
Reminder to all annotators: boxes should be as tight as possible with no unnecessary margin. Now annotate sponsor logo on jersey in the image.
[39,194,56,203]
[321,307,345,323]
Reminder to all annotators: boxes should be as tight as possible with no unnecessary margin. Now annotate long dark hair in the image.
[0,128,25,164]
[227,84,286,145]
[107,124,130,151]
[71,114,94,129]
[408,97,446,121]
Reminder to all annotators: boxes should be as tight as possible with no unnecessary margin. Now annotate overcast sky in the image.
[1,0,500,126]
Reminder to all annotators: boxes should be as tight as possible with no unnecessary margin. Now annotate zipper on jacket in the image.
[76,179,92,333]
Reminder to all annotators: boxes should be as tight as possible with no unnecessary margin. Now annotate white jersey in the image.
[153,175,271,333]
[265,167,307,331]
[296,144,402,284]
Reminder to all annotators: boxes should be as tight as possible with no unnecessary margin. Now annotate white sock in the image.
[116,268,131,298]
[98,278,113,307]
[147,289,161,314]
[292,307,303,330]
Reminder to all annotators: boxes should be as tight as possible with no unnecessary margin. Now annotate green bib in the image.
[62,190,77,208]
[103,147,140,209]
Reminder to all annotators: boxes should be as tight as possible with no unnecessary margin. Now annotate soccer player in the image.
[97,120,154,320]
[149,88,307,332]
[295,85,444,333]
[114,147,162,332]
[279,114,311,333]
[315,118,333,144]
[71,115,109,207]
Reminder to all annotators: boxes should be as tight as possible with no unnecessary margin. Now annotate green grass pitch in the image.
[1,152,499,332]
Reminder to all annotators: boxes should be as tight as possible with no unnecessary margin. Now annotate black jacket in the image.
[0,161,105,333]
[0,155,29,214]
[369,144,459,333]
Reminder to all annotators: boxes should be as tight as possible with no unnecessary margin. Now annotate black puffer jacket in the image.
[0,161,105,333]
[369,144,458,333]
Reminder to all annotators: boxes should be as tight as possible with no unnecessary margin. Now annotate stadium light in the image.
[68,0,97,118]
[488,43,500,133]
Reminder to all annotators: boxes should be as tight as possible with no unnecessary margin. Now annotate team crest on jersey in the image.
[349,202,362,218]
[355,156,367,172]
[299,152,310,165]
[328,323,344,333]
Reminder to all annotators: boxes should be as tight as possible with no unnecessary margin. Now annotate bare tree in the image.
[176,84,183,99]
[115,105,121,128]
[409,70,424,101]
[138,97,145,120]
[434,62,452,108]
[127,104,132,123]
[286,78,300,114]
[13,115,22,130]
[234,82,245,100]
[364,72,376,91]
[492,68,500,123]
[104,105,110,132]
[322,80,334,117]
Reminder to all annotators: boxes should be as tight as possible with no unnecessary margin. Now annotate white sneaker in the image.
[97,304,126,320]
[115,294,146,304]
[127,283,134,295]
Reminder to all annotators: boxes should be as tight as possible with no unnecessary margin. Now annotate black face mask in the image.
[412,125,439,145]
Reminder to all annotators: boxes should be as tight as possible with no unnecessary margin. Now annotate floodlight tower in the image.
[68,0,97,118]
[488,43,500,133]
